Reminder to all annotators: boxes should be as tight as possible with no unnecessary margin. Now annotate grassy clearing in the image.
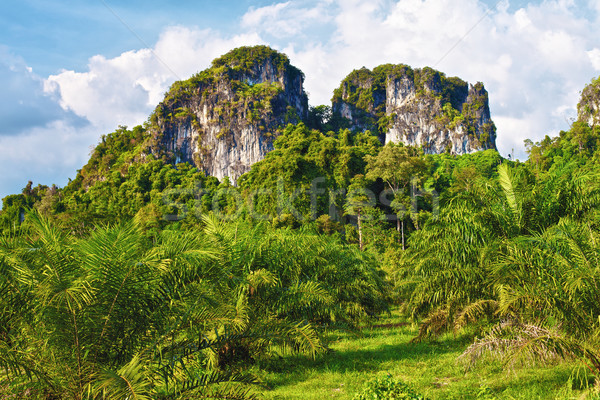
[253,309,597,399]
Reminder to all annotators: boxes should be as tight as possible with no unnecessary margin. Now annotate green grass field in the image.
[252,310,597,399]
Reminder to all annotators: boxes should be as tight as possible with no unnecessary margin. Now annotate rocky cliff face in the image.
[332,64,496,154]
[577,77,600,127]
[146,50,496,183]
[147,46,308,183]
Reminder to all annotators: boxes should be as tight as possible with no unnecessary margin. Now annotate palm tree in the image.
[395,162,600,341]
[463,219,600,375]
[397,199,496,339]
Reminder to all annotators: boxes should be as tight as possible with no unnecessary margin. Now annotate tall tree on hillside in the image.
[365,143,426,249]
[344,175,375,251]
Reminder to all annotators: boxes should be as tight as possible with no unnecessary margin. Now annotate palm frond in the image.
[412,307,450,342]
[460,320,600,374]
[454,299,499,332]
[96,355,152,400]
[176,370,258,399]
[497,163,523,232]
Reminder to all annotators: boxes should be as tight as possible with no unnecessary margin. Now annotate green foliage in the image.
[307,105,334,132]
[393,143,600,347]
[52,159,217,231]
[525,121,600,174]
[77,125,148,187]
[315,214,342,235]
[212,45,303,83]
[398,201,495,330]
[0,181,57,232]
[353,375,428,400]
[424,149,503,196]
[344,175,374,218]
[365,143,427,193]
[239,123,381,220]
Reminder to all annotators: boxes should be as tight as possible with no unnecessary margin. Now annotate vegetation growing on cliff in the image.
[578,76,600,127]
[144,46,307,170]
[212,45,304,84]
[331,64,495,149]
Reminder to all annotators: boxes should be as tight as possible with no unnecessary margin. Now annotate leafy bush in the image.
[353,375,428,400]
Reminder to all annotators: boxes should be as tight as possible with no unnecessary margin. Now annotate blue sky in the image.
[1,1,264,75]
[1,0,600,200]
[1,0,536,76]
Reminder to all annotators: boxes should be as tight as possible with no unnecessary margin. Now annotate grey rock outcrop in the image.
[148,46,308,183]
[578,77,600,127]
[332,65,496,154]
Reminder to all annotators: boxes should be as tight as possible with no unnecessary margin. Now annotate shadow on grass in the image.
[258,328,469,389]
[485,365,585,397]
[256,322,590,399]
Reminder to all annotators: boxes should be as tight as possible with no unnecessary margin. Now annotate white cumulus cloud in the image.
[588,48,600,71]
[241,1,334,39]
[45,28,264,132]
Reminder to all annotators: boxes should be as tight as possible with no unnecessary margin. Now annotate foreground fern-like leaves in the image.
[0,211,387,399]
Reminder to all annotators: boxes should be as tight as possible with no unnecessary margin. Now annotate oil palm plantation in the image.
[396,162,600,344]
[0,212,388,399]
[464,219,600,375]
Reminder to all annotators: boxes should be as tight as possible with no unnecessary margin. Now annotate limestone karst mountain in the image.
[147,46,308,183]
[79,45,498,186]
[332,65,497,154]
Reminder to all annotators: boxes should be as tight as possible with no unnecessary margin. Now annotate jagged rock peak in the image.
[148,45,308,183]
[332,64,497,154]
[577,76,600,127]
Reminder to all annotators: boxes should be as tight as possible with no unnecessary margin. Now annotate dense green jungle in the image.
[2,49,600,399]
